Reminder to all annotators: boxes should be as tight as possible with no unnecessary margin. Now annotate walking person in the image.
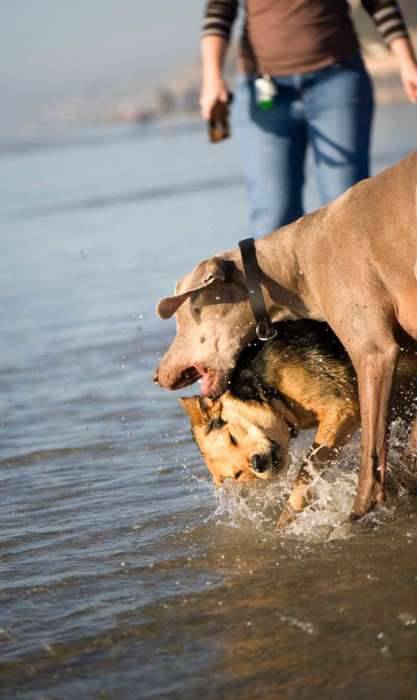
[201,1,417,236]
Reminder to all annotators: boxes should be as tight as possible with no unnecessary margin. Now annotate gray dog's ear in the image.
[156,257,228,319]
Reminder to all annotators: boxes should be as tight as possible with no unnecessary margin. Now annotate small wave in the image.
[0,443,114,468]
[6,175,244,220]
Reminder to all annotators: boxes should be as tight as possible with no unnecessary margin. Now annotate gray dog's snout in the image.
[251,454,268,473]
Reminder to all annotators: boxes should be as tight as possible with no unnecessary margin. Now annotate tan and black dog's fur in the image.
[181,321,417,526]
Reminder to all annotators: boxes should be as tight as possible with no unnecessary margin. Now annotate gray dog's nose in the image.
[251,454,268,473]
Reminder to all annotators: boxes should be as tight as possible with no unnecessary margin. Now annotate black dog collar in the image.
[239,237,277,341]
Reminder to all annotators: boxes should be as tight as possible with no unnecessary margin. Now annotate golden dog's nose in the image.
[251,454,268,473]
[153,367,159,384]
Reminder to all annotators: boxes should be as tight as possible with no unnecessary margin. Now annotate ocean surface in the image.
[1,106,417,699]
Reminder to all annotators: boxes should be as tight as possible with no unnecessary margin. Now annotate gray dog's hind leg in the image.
[350,340,399,519]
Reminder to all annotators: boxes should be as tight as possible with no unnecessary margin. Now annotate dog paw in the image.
[349,483,386,520]
[348,510,365,522]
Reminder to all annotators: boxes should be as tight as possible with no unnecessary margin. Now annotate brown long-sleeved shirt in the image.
[202,0,408,75]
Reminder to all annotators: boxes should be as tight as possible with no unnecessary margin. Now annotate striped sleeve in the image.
[202,0,239,41]
[361,0,409,44]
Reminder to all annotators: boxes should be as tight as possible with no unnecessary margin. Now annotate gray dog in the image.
[154,150,417,519]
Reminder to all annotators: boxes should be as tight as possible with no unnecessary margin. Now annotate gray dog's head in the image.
[154,255,256,396]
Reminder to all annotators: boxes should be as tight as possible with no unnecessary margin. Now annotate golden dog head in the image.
[180,392,292,485]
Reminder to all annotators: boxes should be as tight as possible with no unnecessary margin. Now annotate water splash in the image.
[210,421,417,542]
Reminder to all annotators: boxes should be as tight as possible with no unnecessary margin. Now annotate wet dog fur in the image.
[180,321,417,525]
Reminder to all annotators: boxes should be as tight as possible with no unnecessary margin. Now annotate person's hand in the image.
[389,37,417,104]
[399,59,417,103]
[200,75,230,120]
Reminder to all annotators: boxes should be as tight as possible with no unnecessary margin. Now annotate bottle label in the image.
[254,75,277,110]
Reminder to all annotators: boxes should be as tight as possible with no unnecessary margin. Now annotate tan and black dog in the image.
[181,321,417,526]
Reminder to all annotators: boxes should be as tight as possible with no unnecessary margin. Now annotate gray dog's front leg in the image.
[350,342,399,519]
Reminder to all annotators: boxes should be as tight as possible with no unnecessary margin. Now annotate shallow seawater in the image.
[1,108,417,699]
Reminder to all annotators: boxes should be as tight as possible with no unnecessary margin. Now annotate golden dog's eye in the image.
[229,433,238,446]
[208,417,227,432]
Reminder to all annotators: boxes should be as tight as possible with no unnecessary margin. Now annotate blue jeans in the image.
[232,53,374,237]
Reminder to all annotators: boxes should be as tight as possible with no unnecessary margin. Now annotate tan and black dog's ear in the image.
[179,396,216,427]
[156,257,228,319]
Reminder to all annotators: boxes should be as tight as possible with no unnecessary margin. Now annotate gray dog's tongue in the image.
[200,373,212,397]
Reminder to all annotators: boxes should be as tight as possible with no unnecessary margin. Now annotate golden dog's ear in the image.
[156,257,228,319]
[179,396,216,426]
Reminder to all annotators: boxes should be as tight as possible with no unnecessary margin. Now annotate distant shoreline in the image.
[102,37,417,128]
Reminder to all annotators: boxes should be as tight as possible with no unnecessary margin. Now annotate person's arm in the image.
[200,1,239,120]
[361,0,417,103]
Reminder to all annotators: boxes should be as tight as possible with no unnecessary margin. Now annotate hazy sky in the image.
[1,1,205,134]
